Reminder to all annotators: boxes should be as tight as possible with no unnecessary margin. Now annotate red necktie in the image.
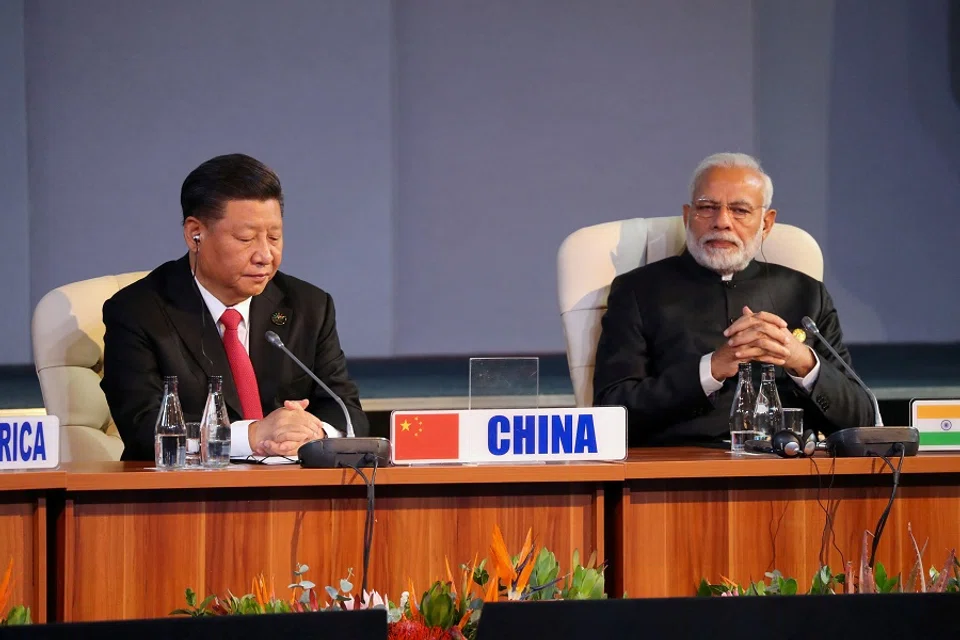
[219,309,263,420]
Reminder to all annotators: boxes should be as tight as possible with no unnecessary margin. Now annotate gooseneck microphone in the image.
[264,331,390,469]
[801,316,883,427]
[265,330,355,436]
[265,330,388,604]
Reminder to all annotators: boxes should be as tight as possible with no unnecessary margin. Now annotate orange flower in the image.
[489,526,517,584]
[0,558,12,615]
[483,569,499,603]
[514,546,539,596]
[407,577,420,620]
[487,526,537,600]
[444,556,454,586]
[252,573,270,608]
[461,552,480,602]
[456,607,472,630]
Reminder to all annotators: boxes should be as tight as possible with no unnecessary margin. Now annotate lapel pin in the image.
[271,312,288,326]
[792,328,807,343]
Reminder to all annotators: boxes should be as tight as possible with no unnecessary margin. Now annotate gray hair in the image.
[689,152,774,209]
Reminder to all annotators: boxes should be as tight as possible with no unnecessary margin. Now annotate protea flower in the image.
[388,620,464,640]
[343,590,387,609]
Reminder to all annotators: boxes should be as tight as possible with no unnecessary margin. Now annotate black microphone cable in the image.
[339,454,379,604]
[811,454,845,571]
[868,443,905,568]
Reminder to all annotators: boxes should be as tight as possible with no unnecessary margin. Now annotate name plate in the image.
[911,400,960,451]
[0,415,60,470]
[389,407,627,465]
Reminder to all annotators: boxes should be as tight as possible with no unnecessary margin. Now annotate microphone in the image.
[264,330,390,468]
[266,330,355,436]
[800,316,883,427]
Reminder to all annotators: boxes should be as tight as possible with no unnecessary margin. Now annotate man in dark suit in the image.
[101,153,368,461]
[593,152,874,446]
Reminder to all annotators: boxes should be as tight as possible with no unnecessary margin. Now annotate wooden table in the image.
[3,447,959,622]
[0,470,61,623]
[56,461,617,621]
[614,448,960,597]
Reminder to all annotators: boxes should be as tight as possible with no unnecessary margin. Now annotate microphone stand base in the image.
[298,437,392,469]
[823,427,919,457]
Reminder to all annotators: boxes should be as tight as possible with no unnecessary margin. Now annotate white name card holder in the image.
[911,399,960,451]
[0,415,60,470]
[390,407,627,465]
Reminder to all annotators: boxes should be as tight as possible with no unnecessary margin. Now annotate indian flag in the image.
[913,402,960,450]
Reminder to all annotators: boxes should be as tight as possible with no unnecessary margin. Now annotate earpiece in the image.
[192,234,201,246]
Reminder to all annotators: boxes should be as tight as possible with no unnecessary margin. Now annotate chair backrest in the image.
[31,272,150,443]
[557,216,824,407]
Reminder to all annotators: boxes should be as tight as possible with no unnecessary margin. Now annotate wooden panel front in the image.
[618,473,960,597]
[61,482,604,621]
[0,494,46,623]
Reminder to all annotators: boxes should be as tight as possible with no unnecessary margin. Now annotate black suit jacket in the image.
[592,252,874,446]
[101,255,369,461]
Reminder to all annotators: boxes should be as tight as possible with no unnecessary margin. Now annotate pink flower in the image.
[342,590,387,610]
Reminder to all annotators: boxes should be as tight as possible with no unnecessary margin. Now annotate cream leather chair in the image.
[32,271,150,461]
[557,216,824,407]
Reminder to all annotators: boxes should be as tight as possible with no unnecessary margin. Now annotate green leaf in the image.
[875,563,887,587]
[185,588,197,608]
[473,563,489,588]
[780,579,798,596]
[4,606,31,626]
[577,571,598,599]
[808,569,825,595]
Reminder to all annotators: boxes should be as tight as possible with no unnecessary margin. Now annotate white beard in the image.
[685,221,764,275]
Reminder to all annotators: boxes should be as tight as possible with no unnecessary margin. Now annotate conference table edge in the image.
[58,461,625,490]
[623,450,960,479]
[0,470,65,491]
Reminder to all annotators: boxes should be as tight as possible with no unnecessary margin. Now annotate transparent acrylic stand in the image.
[468,357,540,410]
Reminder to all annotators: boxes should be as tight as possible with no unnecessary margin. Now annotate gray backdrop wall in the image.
[3,0,958,366]
[0,0,30,365]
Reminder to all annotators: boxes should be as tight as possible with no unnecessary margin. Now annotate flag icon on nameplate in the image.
[393,413,459,461]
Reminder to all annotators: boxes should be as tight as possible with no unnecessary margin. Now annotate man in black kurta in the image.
[592,153,874,446]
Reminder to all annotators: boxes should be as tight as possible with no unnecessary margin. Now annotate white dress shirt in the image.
[194,278,340,459]
[698,273,821,396]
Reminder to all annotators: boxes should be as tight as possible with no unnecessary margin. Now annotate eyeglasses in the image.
[691,200,763,220]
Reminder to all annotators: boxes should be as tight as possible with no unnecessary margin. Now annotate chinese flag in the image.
[394,413,459,461]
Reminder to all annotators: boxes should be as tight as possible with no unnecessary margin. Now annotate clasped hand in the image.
[710,306,815,381]
[250,399,325,456]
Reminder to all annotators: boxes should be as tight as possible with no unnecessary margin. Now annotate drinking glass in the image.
[782,408,803,437]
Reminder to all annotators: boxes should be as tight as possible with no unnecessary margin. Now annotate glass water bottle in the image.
[753,364,784,439]
[200,375,232,468]
[728,362,759,453]
[154,376,186,469]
